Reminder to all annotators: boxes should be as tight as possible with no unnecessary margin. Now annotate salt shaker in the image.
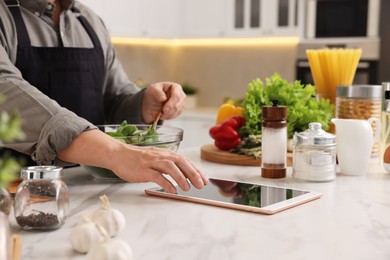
[293,122,336,182]
[261,100,288,178]
[14,166,69,230]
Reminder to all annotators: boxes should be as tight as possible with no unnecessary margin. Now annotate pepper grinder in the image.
[261,100,288,178]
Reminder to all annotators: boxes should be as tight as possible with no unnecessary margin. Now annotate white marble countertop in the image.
[12,147,390,260]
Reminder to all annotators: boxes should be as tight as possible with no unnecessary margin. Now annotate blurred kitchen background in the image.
[79,0,388,148]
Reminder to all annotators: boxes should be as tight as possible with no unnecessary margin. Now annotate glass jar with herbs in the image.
[14,166,69,230]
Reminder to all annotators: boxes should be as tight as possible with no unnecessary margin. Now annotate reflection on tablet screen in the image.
[157,178,309,209]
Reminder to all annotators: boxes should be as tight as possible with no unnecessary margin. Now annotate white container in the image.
[332,118,381,176]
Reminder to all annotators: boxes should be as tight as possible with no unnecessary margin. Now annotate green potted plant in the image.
[0,95,24,260]
[182,83,199,109]
[0,95,25,215]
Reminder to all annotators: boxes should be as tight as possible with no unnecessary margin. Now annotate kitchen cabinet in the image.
[267,0,305,37]
[78,0,221,38]
[226,0,304,37]
[78,0,304,38]
[105,0,143,37]
[78,0,183,38]
[140,0,184,38]
[77,0,143,37]
[182,0,227,38]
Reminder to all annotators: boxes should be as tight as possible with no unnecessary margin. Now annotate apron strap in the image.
[4,0,31,46]
[77,16,103,51]
[71,7,103,51]
[4,0,19,6]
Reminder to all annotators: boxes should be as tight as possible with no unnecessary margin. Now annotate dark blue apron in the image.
[6,0,105,124]
[4,0,106,165]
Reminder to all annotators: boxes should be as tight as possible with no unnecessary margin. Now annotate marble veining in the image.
[9,147,390,260]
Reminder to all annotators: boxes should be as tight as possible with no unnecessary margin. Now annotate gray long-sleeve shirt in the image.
[0,0,145,165]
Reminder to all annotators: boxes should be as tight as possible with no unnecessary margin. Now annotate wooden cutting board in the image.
[200,144,293,166]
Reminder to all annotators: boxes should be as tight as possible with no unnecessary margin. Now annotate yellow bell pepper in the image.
[215,104,244,124]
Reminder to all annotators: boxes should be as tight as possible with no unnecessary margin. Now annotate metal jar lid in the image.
[21,166,63,180]
[293,122,336,146]
[336,85,382,98]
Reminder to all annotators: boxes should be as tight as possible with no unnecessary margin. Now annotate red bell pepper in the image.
[209,116,245,150]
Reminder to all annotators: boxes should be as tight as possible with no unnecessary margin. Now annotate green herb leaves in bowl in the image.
[82,121,183,179]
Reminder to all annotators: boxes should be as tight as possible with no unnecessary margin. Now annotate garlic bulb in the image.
[69,212,103,253]
[86,225,133,260]
[91,195,126,237]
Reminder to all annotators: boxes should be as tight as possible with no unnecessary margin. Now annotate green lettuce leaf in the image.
[241,73,334,139]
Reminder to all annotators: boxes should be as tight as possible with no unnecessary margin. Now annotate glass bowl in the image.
[82,124,183,179]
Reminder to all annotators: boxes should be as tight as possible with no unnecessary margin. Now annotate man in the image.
[0,0,208,193]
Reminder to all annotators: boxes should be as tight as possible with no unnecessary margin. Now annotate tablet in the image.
[145,178,322,215]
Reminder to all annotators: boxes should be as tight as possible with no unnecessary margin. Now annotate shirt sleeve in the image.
[0,78,96,166]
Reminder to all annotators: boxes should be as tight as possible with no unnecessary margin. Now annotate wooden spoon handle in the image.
[152,85,173,130]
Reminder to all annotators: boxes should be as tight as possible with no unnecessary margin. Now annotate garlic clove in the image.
[86,224,133,260]
[86,238,134,260]
[69,212,103,253]
[92,195,126,237]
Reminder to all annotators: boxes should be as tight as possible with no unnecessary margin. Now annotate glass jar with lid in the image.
[336,84,382,155]
[14,166,69,230]
[293,122,336,182]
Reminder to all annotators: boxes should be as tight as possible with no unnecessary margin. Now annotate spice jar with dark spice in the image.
[14,166,69,230]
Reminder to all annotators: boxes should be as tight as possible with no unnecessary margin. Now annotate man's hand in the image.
[57,130,208,193]
[141,82,186,124]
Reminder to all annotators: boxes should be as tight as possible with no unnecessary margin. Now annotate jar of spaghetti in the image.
[336,85,382,155]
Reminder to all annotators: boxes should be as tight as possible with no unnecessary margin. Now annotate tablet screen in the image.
[145,178,322,214]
